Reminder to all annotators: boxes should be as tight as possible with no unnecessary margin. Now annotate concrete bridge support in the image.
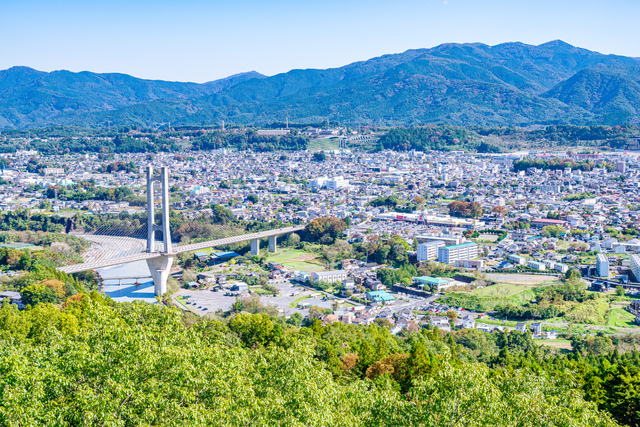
[251,239,260,256]
[268,235,277,252]
[147,255,174,296]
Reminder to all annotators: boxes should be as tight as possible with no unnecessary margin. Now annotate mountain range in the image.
[1,40,640,129]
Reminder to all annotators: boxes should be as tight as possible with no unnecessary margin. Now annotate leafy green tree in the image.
[229,312,276,347]
[16,252,32,271]
[21,284,59,306]
[312,152,326,162]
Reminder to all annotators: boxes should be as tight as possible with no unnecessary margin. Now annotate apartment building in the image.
[438,242,478,264]
[417,240,445,261]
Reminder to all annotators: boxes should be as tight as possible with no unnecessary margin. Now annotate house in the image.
[531,322,543,336]
[515,322,527,332]
[462,315,475,329]
[0,291,24,309]
[194,252,209,263]
[545,330,559,340]
[430,316,451,331]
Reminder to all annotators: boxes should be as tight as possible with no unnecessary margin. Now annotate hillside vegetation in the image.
[2,41,640,128]
[0,294,630,427]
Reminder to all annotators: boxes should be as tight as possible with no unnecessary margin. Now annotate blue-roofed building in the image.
[366,290,395,303]
[413,276,455,292]
[211,251,240,263]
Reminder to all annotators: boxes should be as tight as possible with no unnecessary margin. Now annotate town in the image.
[2,134,640,348]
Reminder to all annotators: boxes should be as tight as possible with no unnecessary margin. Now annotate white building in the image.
[455,259,484,269]
[630,254,640,282]
[596,253,609,278]
[554,263,569,273]
[438,242,478,264]
[527,260,546,271]
[417,240,445,261]
[507,254,527,265]
[307,177,328,188]
[310,270,348,284]
[325,176,349,190]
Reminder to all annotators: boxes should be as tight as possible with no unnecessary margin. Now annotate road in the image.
[60,226,304,274]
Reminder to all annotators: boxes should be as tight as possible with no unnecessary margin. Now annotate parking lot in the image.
[175,281,343,316]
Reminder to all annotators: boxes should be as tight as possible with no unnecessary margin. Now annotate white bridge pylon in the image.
[58,166,304,296]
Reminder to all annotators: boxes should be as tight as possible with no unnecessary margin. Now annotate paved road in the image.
[60,226,304,274]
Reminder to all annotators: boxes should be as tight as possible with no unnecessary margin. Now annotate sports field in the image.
[267,249,326,273]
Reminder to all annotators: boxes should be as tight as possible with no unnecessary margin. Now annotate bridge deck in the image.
[58,226,304,274]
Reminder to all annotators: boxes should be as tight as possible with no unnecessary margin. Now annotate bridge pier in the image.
[268,235,277,252]
[147,255,174,296]
[251,239,260,256]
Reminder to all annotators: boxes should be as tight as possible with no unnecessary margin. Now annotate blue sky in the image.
[1,0,638,83]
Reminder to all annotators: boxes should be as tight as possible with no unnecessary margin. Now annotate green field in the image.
[439,282,538,311]
[468,283,533,298]
[267,249,326,273]
[607,308,637,328]
[308,137,340,151]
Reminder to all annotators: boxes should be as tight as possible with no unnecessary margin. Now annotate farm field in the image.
[266,249,326,273]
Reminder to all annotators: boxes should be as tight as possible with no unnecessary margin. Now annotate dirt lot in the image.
[486,273,558,285]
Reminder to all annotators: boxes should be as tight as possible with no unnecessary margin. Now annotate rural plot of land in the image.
[477,234,499,242]
[468,283,533,298]
[486,274,557,285]
[267,249,326,273]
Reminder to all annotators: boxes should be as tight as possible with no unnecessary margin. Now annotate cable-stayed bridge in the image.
[58,166,304,296]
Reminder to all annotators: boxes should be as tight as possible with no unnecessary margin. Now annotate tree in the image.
[287,233,301,247]
[565,268,581,282]
[492,205,507,216]
[542,225,567,238]
[303,217,347,244]
[16,252,32,271]
[615,286,626,297]
[210,204,234,224]
[229,312,275,347]
[312,152,326,162]
[247,194,259,204]
[286,312,303,327]
[21,284,60,306]
[446,310,457,324]
[448,201,483,218]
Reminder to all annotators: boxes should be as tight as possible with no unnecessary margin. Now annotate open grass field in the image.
[486,274,558,285]
[438,284,537,311]
[267,249,326,273]
[477,234,499,242]
[607,308,637,328]
[468,283,532,298]
[308,137,340,151]
[538,339,572,351]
